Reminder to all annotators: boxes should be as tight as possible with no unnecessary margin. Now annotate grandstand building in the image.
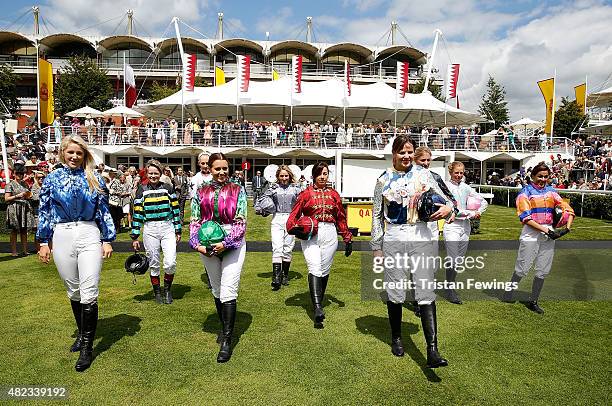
[1,9,575,197]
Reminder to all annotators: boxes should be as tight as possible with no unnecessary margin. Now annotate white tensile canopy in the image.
[510,117,543,127]
[587,86,612,108]
[65,106,104,118]
[137,76,482,126]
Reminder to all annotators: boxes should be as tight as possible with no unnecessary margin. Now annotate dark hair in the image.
[391,135,415,155]
[14,165,26,175]
[208,152,228,167]
[531,162,550,177]
[312,162,329,179]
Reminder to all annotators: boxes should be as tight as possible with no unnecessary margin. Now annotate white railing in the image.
[36,125,575,154]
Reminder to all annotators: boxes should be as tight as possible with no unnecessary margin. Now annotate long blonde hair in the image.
[276,164,296,184]
[59,135,103,193]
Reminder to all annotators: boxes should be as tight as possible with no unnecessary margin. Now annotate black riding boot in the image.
[164,281,173,304]
[308,274,325,325]
[70,300,83,352]
[445,268,463,304]
[281,261,291,286]
[411,301,421,318]
[386,301,405,357]
[214,297,223,343]
[75,302,98,372]
[217,299,236,363]
[503,272,523,302]
[320,274,329,297]
[271,263,282,291]
[152,284,163,304]
[526,277,545,314]
[420,302,448,368]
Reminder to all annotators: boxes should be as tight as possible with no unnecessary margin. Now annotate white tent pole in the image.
[423,29,442,94]
[123,52,126,107]
[173,17,186,132]
[584,75,588,114]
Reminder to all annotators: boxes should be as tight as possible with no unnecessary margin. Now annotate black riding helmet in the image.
[125,252,149,275]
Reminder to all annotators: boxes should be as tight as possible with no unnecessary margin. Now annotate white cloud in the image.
[342,0,386,12]
[255,7,297,41]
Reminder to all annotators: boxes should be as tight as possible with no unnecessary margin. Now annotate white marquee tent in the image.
[137,77,483,126]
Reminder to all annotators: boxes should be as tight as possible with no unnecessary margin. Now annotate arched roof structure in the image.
[98,35,154,51]
[214,38,263,54]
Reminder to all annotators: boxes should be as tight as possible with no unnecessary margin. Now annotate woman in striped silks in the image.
[131,159,182,305]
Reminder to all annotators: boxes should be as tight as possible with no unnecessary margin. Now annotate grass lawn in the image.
[0,202,610,404]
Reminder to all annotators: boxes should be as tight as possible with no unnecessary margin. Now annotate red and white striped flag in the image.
[292,55,302,93]
[396,61,409,99]
[124,64,136,107]
[445,63,460,101]
[183,53,196,92]
[344,60,351,97]
[237,55,251,92]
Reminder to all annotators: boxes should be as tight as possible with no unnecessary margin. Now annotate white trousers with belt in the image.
[514,224,555,279]
[200,237,246,303]
[383,222,437,304]
[443,219,471,271]
[143,220,177,277]
[52,221,103,304]
[271,212,295,263]
[300,222,338,277]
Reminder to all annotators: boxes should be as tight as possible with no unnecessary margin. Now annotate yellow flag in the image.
[38,58,54,125]
[574,83,586,114]
[214,66,225,86]
[537,78,555,134]
[272,69,279,81]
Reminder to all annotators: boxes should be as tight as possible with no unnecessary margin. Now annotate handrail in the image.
[32,125,577,154]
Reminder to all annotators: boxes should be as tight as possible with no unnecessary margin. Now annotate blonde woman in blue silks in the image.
[371,135,454,368]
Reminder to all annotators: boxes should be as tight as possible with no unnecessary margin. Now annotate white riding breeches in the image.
[271,213,295,263]
[443,219,471,271]
[52,221,103,304]
[143,220,177,277]
[300,222,339,277]
[514,225,555,279]
[200,240,246,303]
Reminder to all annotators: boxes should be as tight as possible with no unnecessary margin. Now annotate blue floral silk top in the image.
[36,166,116,243]
[370,165,452,250]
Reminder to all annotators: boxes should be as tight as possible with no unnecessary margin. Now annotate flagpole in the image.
[36,40,41,129]
[123,52,126,107]
[550,69,556,143]
[172,17,186,132]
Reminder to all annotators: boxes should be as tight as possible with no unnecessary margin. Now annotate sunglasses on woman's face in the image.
[36,176,45,180]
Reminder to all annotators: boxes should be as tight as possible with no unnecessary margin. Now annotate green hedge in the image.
[485,188,612,220]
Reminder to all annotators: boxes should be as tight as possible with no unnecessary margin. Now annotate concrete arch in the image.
[40,33,96,57]
[213,38,264,54]
[270,40,318,63]
[98,35,154,51]
[156,37,209,57]
[375,45,427,65]
[321,42,374,60]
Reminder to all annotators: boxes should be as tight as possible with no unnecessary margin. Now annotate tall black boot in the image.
[152,284,163,304]
[217,299,236,363]
[526,277,545,314]
[386,301,405,357]
[503,272,523,302]
[320,274,329,297]
[214,297,223,343]
[75,302,98,372]
[271,263,282,291]
[281,261,291,286]
[411,301,421,318]
[69,300,83,352]
[308,274,325,325]
[445,268,463,304]
[164,281,173,304]
[419,302,448,368]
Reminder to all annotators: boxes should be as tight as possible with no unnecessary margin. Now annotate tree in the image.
[54,56,113,115]
[478,75,509,131]
[409,74,444,101]
[553,97,588,139]
[149,81,178,103]
[0,64,21,116]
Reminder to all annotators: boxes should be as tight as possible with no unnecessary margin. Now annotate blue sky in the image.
[2,0,612,120]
